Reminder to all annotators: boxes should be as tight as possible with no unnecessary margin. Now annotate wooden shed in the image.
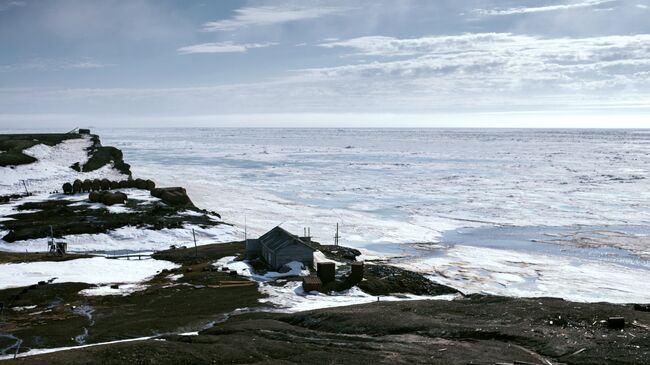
[247,226,316,270]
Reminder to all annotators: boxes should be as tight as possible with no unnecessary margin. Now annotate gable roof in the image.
[259,226,316,252]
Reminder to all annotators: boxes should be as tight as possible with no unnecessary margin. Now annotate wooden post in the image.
[192,228,197,258]
[334,223,340,246]
[20,180,29,195]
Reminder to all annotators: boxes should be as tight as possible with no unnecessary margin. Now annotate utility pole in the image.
[192,229,197,258]
[334,223,340,246]
[20,180,29,195]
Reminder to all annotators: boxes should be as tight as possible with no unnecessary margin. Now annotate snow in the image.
[79,284,148,297]
[0,257,178,290]
[0,136,127,196]
[213,256,310,281]
[0,224,239,253]
[259,281,460,313]
[397,244,650,304]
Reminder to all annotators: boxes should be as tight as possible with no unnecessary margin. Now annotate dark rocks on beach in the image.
[151,187,194,207]
[135,179,147,190]
[109,180,120,189]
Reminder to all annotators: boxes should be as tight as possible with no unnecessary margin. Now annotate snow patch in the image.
[0,257,178,290]
[259,281,459,313]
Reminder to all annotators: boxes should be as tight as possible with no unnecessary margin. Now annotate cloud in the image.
[0,58,113,72]
[177,41,276,54]
[475,0,616,16]
[637,4,649,9]
[202,4,350,31]
[312,33,650,98]
[0,1,26,11]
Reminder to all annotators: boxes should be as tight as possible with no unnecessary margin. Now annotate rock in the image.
[100,179,111,190]
[101,192,127,205]
[109,180,120,189]
[82,179,92,192]
[89,191,103,203]
[151,187,194,207]
[118,180,129,188]
[135,178,147,189]
[62,182,73,194]
[608,317,625,329]
[110,284,119,289]
[88,191,128,205]
[92,179,102,191]
[144,179,155,190]
[635,304,650,312]
[72,179,83,193]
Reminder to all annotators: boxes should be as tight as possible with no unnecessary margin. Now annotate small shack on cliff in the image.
[246,226,315,270]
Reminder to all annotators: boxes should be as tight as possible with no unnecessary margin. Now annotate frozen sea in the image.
[98,128,650,303]
[4,127,649,303]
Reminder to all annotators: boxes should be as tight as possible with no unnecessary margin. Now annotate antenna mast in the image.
[334,223,340,246]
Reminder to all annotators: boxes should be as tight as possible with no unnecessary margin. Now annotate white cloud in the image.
[637,4,649,9]
[177,41,276,54]
[0,1,26,12]
[202,5,350,31]
[0,58,113,72]
[312,33,650,97]
[475,0,616,16]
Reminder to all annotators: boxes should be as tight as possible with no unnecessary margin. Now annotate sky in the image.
[1,0,650,128]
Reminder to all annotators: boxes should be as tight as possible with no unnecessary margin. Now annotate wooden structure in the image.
[302,276,322,292]
[349,262,364,284]
[317,262,336,283]
[246,226,316,270]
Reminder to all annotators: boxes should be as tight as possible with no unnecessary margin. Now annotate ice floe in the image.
[79,283,149,297]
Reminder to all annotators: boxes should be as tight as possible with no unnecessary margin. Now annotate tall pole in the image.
[192,229,197,258]
[335,223,339,246]
[21,180,29,195]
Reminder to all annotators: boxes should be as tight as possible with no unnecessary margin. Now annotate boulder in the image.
[151,187,194,207]
[100,178,111,190]
[88,191,127,206]
[92,179,102,191]
[118,180,129,188]
[109,180,119,189]
[62,182,73,195]
[82,179,92,192]
[72,179,83,193]
[101,192,127,205]
[135,178,147,189]
[144,179,155,190]
[89,191,103,203]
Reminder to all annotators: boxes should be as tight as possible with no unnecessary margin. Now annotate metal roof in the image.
[259,226,316,252]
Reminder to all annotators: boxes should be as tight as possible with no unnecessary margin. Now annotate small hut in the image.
[246,226,316,270]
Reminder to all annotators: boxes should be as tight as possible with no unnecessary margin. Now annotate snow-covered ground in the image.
[0,257,178,290]
[213,256,310,281]
[0,223,239,254]
[94,128,650,304]
[0,135,127,196]
[259,281,459,313]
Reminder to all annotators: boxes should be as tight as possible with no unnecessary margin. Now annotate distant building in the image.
[246,226,316,270]
[78,128,91,135]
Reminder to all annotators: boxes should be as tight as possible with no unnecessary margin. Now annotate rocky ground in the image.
[5,294,650,365]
